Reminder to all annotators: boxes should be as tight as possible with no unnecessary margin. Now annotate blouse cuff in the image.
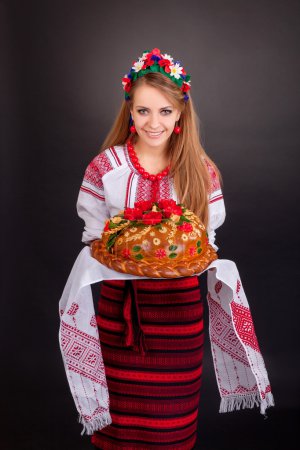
[207,228,219,252]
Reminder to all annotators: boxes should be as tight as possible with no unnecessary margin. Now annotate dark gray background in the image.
[1,0,299,449]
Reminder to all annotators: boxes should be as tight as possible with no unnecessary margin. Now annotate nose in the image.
[148,113,161,130]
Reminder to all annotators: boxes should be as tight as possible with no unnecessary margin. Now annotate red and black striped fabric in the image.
[91,276,204,450]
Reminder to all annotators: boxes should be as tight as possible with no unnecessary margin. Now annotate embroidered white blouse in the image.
[76,144,226,249]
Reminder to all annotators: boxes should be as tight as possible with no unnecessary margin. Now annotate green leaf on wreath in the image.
[169,253,178,258]
[133,245,141,252]
[169,245,178,251]
[135,254,143,260]
[197,247,202,254]
[107,234,118,250]
[109,222,121,229]
[196,240,201,247]
[150,64,159,72]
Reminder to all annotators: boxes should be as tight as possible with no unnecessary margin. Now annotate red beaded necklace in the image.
[127,140,170,201]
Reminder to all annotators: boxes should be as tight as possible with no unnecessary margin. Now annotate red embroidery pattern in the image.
[231,301,260,353]
[208,294,249,366]
[204,159,221,193]
[60,321,104,384]
[135,176,152,202]
[67,302,79,316]
[135,176,173,203]
[83,153,113,190]
[220,385,258,396]
[81,406,108,423]
[159,177,172,199]
[261,385,271,399]
[90,315,97,328]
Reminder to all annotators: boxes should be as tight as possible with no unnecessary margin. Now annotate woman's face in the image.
[130,84,181,151]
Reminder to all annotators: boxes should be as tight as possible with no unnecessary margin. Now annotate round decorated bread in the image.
[91,199,217,278]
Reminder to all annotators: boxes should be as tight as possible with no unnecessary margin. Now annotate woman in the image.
[59,48,273,450]
[77,48,224,449]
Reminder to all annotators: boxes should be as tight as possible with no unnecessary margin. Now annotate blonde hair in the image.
[100,72,222,228]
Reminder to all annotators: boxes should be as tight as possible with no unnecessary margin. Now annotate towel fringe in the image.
[219,392,260,413]
[219,391,274,415]
[78,411,112,436]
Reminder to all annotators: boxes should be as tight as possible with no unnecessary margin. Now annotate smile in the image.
[145,131,164,137]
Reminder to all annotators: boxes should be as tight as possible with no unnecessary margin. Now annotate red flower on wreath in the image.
[158,59,171,73]
[124,207,143,220]
[158,199,176,209]
[155,248,167,259]
[122,76,132,92]
[142,211,162,225]
[144,55,155,67]
[151,48,161,56]
[121,248,131,259]
[182,83,191,92]
[163,205,183,218]
[178,222,193,232]
[134,200,153,212]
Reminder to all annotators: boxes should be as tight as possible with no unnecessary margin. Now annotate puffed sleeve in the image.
[205,160,226,251]
[76,154,111,245]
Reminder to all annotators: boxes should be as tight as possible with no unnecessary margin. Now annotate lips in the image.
[145,130,164,137]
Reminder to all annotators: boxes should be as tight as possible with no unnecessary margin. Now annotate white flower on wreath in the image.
[162,53,174,63]
[132,58,144,72]
[141,52,149,61]
[142,239,151,250]
[169,63,183,79]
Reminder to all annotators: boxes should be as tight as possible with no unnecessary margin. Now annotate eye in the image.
[137,109,173,115]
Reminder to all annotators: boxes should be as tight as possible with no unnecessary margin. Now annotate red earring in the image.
[129,116,136,134]
[173,123,181,134]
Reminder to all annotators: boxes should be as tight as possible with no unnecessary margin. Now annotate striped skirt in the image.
[91,276,204,450]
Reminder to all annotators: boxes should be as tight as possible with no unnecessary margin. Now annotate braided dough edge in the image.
[91,240,218,278]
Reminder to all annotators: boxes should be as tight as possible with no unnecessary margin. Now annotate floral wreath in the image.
[122,48,191,102]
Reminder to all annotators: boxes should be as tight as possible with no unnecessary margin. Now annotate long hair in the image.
[100,72,222,228]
